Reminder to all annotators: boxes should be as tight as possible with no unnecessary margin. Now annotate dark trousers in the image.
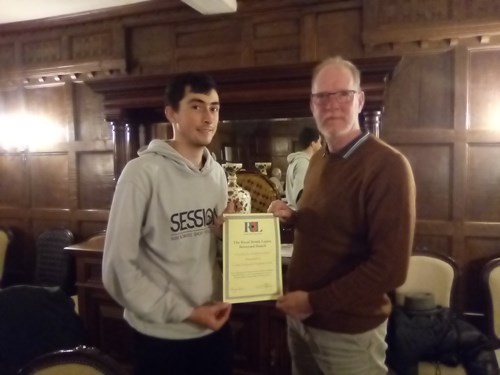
[133,324,233,375]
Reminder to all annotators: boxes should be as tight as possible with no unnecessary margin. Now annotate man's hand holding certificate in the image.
[222,213,283,303]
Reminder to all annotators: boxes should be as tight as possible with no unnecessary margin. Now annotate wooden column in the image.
[362,110,382,138]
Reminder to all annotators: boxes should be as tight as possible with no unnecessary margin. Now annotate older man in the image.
[268,56,416,375]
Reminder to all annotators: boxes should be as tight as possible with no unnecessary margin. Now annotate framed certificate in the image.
[222,213,283,303]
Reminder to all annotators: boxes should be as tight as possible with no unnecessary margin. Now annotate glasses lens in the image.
[312,90,356,105]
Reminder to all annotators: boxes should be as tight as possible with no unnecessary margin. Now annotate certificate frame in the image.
[222,213,283,303]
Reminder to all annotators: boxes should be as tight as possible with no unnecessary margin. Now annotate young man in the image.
[285,127,322,209]
[268,57,416,375]
[102,72,232,375]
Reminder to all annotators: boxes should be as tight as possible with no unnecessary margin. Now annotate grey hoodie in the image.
[102,140,227,339]
[285,151,311,210]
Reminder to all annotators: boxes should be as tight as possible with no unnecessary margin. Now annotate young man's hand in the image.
[188,302,232,330]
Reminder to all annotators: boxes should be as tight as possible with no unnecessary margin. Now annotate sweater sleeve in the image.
[102,172,193,324]
[309,152,416,313]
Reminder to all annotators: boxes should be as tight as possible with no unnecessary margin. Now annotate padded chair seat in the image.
[390,252,467,375]
[18,346,124,375]
[236,171,280,213]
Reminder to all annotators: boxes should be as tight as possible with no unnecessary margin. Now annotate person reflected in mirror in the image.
[102,72,233,375]
[285,127,322,209]
[270,167,285,196]
[268,56,416,375]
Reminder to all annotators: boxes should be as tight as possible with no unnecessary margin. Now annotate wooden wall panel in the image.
[413,235,451,256]
[384,52,454,129]
[363,0,500,50]
[396,144,452,221]
[128,24,175,74]
[0,43,15,67]
[78,221,108,240]
[24,86,70,144]
[317,9,363,59]
[466,145,500,222]
[468,49,500,129]
[78,152,114,209]
[176,20,243,71]
[71,32,114,60]
[73,83,110,142]
[30,153,69,208]
[22,39,61,65]
[253,16,300,66]
[0,154,26,207]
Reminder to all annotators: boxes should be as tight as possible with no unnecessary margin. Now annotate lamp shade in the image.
[181,0,237,15]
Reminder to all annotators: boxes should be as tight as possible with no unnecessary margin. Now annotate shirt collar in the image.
[323,131,370,159]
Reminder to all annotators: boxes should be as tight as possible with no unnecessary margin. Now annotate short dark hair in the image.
[164,72,217,110]
[298,127,320,149]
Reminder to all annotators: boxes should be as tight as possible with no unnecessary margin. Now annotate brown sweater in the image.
[287,134,416,334]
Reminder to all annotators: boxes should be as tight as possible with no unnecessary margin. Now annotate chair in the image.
[395,251,459,309]
[236,170,280,213]
[0,285,86,374]
[34,229,75,295]
[0,227,12,286]
[483,257,500,365]
[393,251,466,375]
[17,345,124,375]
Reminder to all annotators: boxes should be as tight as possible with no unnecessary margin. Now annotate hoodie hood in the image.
[287,150,311,164]
[138,139,216,175]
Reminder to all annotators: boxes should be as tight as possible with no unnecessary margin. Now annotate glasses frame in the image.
[310,90,358,106]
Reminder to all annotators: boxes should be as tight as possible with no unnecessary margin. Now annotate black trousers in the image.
[133,324,233,375]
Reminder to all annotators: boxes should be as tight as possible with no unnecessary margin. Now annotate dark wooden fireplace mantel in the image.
[86,56,401,177]
[87,56,400,121]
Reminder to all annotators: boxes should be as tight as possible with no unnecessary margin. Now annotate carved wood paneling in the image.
[0,43,15,67]
[78,221,108,240]
[382,47,500,316]
[396,144,452,221]
[468,48,500,129]
[466,145,500,222]
[71,32,114,60]
[0,154,26,207]
[73,83,111,142]
[24,85,70,142]
[0,24,126,88]
[317,9,363,59]
[363,0,500,51]
[253,15,301,66]
[23,39,61,65]
[78,151,114,210]
[413,235,452,256]
[128,24,175,74]
[383,52,454,129]
[30,153,69,208]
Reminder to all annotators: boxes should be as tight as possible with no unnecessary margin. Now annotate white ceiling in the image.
[0,0,154,24]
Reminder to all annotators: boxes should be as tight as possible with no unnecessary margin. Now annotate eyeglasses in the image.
[311,90,358,105]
